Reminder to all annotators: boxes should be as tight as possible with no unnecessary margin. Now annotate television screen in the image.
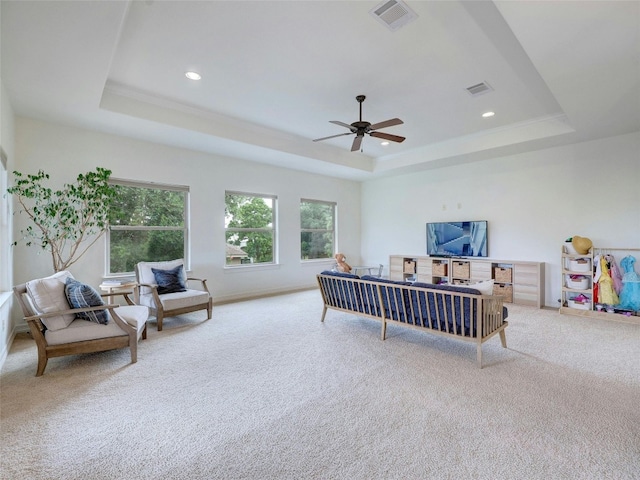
[426,221,488,257]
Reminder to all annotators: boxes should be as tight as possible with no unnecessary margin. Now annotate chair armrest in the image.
[134,282,163,306]
[24,304,120,321]
[24,303,137,336]
[186,277,211,294]
[101,289,136,306]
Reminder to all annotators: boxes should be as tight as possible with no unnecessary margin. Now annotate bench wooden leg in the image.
[499,329,507,348]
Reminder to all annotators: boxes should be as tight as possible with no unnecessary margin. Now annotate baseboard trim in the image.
[0,325,21,372]
[214,285,317,305]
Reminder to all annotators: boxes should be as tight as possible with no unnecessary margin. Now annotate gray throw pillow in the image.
[151,264,187,295]
[64,278,109,325]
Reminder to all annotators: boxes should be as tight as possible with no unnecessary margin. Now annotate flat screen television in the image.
[426,221,488,257]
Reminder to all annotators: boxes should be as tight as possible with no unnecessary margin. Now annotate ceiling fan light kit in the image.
[313,95,406,152]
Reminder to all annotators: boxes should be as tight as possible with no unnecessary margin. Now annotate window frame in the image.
[106,178,190,275]
[224,190,277,267]
[300,198,336,262]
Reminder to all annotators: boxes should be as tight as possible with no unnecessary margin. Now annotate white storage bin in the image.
[566,275,589,289]
[564,242,578,254]
[567,299,592,310]
[567,258,591,272]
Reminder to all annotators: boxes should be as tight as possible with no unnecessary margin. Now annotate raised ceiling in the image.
[2,1,639,181]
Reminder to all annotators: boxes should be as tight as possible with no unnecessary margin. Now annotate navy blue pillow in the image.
[152,265,187,294]
[65,278,109,325]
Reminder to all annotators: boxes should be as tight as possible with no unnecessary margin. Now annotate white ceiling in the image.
[2,0,639,181]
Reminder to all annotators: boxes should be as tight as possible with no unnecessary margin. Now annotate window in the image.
[225,192,276,265]
[300,199,335,260]
[107,180,189,274]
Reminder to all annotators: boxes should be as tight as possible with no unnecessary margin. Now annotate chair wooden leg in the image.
[36,352,48,377]
[381,320,387,340]
[207,301,213,320]
[142,323,147,340]
[320,306,328,322]
[130,341,138,363]
[157,313,163,331]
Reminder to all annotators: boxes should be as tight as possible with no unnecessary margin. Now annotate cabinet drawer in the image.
[390,263,403,273]
[513,284,539,306]
[514,264,539,285]
[417,265,432,276]
[470,262,491,281]
[416,273,432,283]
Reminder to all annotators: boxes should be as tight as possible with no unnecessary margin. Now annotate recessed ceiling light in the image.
[185,71,202,80]
[381,141,390,146]
[482,111,495,118]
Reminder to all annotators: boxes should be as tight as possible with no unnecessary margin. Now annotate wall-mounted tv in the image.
[426,221,488,257]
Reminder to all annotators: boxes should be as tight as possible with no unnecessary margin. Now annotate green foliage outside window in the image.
[108,184,186,273]
[225,193,274,264]
[300,200,335,260]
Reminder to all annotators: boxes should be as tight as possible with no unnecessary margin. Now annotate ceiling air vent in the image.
[466,82,494,96]
[370,0,418,32]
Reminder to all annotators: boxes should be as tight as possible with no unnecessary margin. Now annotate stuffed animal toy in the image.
[334,253,352,273]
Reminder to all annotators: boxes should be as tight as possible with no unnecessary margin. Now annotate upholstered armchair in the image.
[13,271,149,376]
[134,259,212,331]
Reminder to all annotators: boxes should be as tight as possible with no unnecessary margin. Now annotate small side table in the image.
[99,282,137,306]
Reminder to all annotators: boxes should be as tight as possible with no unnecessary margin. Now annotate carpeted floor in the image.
[1,289,639,480]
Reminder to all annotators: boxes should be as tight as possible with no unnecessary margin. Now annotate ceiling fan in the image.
[312,95,405,152]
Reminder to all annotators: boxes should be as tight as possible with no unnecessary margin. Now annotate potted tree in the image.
[7,167,116,272]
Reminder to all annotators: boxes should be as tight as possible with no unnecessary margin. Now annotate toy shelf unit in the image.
[389,255,544,308]
[560,245,594,312]
[559,245,640,325]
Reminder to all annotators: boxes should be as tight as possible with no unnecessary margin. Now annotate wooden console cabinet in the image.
[389,255,545,308]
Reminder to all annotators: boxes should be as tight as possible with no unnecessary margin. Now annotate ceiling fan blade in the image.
[351,135,364,152]
[370,131,406,143]
[313,132,354,142]
[369,118,403,131]
[329,120,357,132]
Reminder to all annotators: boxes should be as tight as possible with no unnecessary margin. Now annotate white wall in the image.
[12,117,361,305]
[361,131,640,308]
[1,78,16,366]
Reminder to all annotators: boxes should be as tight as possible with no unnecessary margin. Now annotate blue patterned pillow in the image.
[152,264,187,294]
[64,278,109,325]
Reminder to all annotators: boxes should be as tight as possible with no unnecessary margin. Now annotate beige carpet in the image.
[1,289,639,480]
